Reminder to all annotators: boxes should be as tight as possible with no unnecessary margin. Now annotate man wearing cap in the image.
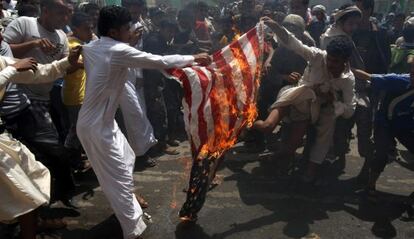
[289,0,316,46]
[307,4,327,47]
[257,14,315,169]
[320,4,374,182]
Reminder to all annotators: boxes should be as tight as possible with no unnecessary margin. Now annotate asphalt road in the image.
[1,138,414,239]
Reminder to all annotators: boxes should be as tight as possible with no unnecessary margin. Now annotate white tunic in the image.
[77,37,194,239]
[0,57,71,221]
[119,71,157,156]
[119,21,157,157]
[274,30,356,164]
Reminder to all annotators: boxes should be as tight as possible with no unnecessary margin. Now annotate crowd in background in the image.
[0,0,414,238]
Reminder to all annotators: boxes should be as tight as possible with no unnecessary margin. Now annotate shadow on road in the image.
[209,148,412,239]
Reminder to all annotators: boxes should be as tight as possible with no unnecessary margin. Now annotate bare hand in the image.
[35,38,56,54]
[68,45,82,67]
[12,58,38,72]
[351,68,372,81]
[288,72,301,83]
[193,53,212,66]
[260,16,279,31]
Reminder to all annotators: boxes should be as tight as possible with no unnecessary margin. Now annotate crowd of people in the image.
[0,0,413,238]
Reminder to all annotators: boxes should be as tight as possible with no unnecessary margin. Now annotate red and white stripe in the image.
[164,23,265,159]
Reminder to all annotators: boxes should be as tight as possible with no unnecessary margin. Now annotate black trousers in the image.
[5,102,75,199]
[371,125,414,173]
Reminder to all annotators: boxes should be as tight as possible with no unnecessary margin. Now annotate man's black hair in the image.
[352,0,374,11]
[71,11,91,28]
[98,6,131,37]
[121,0,146,8]
[241,14,258,23]
[338,3,355,11]
[326,36,354,60]
[196,1,208,10]
[183,2,196,11]
[148,7,165,18]
[177,8,195,22]
[289,0,309,6]
[17,4,39,17]
[83,2,99,13]
[218,15,233,24]
[337,3,362,23]
[159,19,178,31]
[40,0,60,9]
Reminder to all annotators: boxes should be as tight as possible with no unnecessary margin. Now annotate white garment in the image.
[275,31,356,119]
[271,85,319,123]
[0,133,50,221]
[119,21,157,157]
[0,57,71,100]
[119,72,157,156]
[0,56,70,221]
[1,9,11,18]
[78,37,194,239]
[274,28,356,164]
[2,0,16,10]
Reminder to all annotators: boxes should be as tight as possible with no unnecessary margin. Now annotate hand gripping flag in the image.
[164,23,265,160]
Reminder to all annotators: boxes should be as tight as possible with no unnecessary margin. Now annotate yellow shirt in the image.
[63,37,85,106]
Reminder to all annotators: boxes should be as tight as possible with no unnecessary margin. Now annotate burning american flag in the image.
[164,22,265,160]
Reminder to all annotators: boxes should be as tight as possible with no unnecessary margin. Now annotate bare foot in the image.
[135,194,149,209]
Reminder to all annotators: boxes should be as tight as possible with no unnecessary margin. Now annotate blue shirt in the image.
[371,74,414,130]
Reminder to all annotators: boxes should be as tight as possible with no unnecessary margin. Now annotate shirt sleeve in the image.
[0,66,17,89]
[3,57,70,84]
[3,18,25,44]
[62,38,70,58]
[112,45,195,70]
[370,74,410,92]
[335,74,356,119]
[274,30,320,62]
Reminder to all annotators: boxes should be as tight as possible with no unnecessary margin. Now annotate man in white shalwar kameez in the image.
[120,17,157,163]
[119,0,157,160]
[256,16,356,182]
[77,6,210,239]
[0,48,81,238]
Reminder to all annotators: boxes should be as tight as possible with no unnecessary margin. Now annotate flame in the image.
[196,31,263,160]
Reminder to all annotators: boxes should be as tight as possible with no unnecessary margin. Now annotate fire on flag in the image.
[164,22,265,160]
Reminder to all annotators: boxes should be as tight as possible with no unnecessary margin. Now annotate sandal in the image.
[163,147,179,155]
[135,194,149,209]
